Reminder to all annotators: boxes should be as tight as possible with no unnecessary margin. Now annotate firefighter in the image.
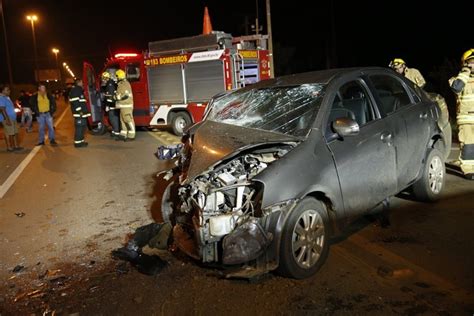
[115,69,135,141]
[449,49,474,180]
[69,79,90,147]
[101,72,120,139]
[389,58,426,88]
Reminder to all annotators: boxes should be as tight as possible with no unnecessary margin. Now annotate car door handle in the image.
[420,112,428,120]
[381,132,392,143]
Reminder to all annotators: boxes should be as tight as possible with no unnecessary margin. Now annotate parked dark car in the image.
[160,67,450,279]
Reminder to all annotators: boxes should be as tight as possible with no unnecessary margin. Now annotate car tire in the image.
[277,197,330,279]
[171,111,192,136]
[88,120,107,135]
[412,148,445,202]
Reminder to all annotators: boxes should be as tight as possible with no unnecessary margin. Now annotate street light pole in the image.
[265,0,275,78]
[0,0,13,85]
[52,48,61,82]
[26,15,38,82]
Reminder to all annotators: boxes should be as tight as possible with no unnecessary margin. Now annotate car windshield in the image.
[206,83,325,137]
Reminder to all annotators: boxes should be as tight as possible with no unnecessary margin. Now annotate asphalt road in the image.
[0,104,473,315]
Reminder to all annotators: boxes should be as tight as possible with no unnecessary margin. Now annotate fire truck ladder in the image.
[233,54,246,89]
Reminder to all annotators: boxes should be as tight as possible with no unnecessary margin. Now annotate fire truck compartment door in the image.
[82,62,103,123]
[148,64,184,104]
[185,60,225,102]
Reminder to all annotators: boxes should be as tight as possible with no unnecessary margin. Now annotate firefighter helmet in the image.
[389,58,406,69]
[101,71,111,80]
[462,49,474,64]
[116,69,126,80]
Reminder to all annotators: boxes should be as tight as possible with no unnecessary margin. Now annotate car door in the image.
[325,78,398,215]
[125,61,150,125]
[368,74,432,187]
[83,62,103,124]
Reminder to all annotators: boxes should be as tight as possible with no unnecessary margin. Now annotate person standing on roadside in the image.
[0,84,23,152]
[18,90,33,132]
[30,84,57,146]
[69,79,90,148]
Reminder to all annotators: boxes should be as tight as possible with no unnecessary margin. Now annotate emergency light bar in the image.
[114,53,138,58]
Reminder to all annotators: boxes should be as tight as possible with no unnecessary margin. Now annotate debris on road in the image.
[12,265,25,273]
[155,144,183,160]
[112,223,170,276]
[14,212,26,218]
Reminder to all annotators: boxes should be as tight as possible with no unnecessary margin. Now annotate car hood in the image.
[184,121,300,183]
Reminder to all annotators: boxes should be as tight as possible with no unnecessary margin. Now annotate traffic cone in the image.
[202,6,213,35]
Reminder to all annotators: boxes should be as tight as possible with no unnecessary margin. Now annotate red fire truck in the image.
[83,32,271,135]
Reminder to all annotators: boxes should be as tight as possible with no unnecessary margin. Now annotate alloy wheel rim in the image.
[292,209,325,269]
[93,122,103,132]
[175,117,186,133]
[428,156,443,194]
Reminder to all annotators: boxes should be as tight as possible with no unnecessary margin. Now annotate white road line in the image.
[0,106,69,199]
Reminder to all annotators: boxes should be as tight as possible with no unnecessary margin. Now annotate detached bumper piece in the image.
[222,219,273,265]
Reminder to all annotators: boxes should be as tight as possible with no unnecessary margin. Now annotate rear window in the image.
[369,75,412,115]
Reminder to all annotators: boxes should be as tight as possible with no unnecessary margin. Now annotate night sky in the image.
[0,0,471,92]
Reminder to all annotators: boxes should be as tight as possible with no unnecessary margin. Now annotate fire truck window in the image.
[126,63,140,82]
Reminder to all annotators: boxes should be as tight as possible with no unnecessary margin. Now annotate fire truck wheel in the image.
[88,121,107,135]
[171,111,192,136]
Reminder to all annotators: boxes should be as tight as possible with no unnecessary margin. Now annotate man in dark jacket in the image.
[30,84,57,146]
[101,72,120,138]
[69,79,90,147]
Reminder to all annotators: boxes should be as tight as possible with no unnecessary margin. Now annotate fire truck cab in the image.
[83,32,271,135]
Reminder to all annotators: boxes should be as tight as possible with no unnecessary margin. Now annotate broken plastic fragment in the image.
[15,212,25,218]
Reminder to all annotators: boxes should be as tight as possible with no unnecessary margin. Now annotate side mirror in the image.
[332,117,359,138]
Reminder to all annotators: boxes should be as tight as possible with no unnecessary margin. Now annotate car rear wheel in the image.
[171,111,192,136]
[412,148,445,202]
[278,197,330,279]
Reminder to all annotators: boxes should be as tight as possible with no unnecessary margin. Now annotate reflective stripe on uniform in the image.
[73,114,81,117]
[75,107,82,111]
[459,95,474,101]
[457,114,474,124]
[119,104,133,108]
[74,140,84,144]
[82,113,91,117]
[106,99,114,102]
[459,158,474,165]
[79,99,86,102]
[69,97,79,102]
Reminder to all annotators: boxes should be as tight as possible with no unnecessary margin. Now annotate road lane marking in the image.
[0,106,69,199]
[147,131,180,145]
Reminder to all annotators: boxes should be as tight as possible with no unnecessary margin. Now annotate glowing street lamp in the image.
[26,14,39,81]
[51,48,61,82]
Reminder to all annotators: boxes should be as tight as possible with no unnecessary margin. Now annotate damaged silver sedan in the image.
[159,68,449,279]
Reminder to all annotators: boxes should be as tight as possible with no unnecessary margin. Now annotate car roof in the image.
[246,67,389,89]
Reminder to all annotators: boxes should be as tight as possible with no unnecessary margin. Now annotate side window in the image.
[327,80,375,131]
[126,63,140,82]
[370,75,412,115]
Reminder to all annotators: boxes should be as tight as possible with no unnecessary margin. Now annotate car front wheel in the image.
[412,148,445,202]
[278,197,330,279]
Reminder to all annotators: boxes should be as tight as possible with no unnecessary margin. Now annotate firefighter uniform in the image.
[115,69,135,140]
[449,49,474,179]
[102,74,120,138]
[69,83,90,147]
[389,58,426,88]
